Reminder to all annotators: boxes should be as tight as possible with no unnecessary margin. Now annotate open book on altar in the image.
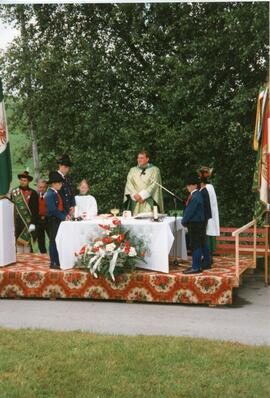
[134,212,168,219]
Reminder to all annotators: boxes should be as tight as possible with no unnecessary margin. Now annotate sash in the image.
[12,188,32,245]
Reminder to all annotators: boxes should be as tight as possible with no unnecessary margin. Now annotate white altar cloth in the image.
[56,216,187,273]
[0,198,16,267]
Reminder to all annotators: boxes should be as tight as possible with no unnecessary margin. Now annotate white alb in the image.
[75,195,98,219]
[206,184,220,236]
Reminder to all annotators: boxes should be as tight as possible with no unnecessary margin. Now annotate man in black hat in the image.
[46,171,70,269]
[199,174,212,269]
[56,154,75,215]
[11,171,39,253]
[181,174,205,274]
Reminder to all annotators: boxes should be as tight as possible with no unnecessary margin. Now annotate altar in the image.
[56,216,187,273]
[0,198,16,267]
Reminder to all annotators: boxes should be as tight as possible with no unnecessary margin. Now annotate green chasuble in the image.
[123,164,164,216]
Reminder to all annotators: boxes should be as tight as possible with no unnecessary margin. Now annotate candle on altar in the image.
[74,206,79,219]
[153,205,158,220]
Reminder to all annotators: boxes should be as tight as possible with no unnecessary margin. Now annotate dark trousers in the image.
[187,222,205,270]
[37,217,49,253]
[48,217,61,266]
[188,222,205,251]
[202,221,211,268]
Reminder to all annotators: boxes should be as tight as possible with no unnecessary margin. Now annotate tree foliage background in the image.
[0,2,269,225]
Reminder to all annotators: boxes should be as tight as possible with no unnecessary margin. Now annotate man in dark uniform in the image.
[11,171,39,253]
[46,171,70,269]
[56,154,75,215]
[199,176,212,269]
[181,174,205,274]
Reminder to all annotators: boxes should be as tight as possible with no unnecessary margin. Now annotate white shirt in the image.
[39,192,47,199]
[57,170,65,179]
[75,195,98,218]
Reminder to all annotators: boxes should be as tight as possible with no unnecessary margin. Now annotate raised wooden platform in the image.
[0,254,254,305]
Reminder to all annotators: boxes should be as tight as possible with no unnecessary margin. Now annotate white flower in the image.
[106,243,116,252]
[94,241,103,247]
[102,230,111,235]
[128,247,137,257]
[112,235,119,240]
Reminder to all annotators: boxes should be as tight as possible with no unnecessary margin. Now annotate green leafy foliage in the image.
[0,3,268,225]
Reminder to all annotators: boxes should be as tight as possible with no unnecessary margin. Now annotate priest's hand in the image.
[65,215,71,221]
[69,207,75,215]
[134,194,142,202]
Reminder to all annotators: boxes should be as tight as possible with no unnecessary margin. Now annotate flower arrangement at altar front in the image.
[74,218,147,281]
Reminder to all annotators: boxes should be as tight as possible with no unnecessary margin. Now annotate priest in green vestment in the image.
[123,151,164,215]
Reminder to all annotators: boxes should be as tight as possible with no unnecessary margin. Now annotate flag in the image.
[253,87,268,151]
[0,79,12,196]
[253,86,270,205]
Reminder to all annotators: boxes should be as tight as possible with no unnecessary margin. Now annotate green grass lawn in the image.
[0,329,269,398]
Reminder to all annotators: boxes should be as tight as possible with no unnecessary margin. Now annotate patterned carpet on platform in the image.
[0,254,254,305]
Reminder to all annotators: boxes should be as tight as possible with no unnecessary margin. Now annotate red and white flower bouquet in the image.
[74,218,147,281]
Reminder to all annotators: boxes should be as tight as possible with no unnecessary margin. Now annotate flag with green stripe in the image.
[0,79,12,195]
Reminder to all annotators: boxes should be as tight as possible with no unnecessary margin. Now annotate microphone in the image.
[150,178,181,201]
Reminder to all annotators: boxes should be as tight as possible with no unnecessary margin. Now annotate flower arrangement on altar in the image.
[74,218,147,281]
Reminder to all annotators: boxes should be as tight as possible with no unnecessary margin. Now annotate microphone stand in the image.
[151,180,182,266]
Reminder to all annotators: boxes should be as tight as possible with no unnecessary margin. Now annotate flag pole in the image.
[264,80,270,286]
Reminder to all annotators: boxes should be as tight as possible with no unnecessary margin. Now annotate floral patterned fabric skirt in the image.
[0,254,253,305]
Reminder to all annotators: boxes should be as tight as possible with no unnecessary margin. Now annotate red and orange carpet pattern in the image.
[0,254,254,305]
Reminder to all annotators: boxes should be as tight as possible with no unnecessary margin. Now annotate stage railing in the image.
[232,219,257,284]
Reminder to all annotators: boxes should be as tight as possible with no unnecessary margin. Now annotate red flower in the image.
[98,224,111,230]
[124,247,130,253]
[93,247,100,252]
[103,237,113,244]
[116,234,125,243]
[140,252,145,257]
[112,218,121,226]
[124,241,130,247]
[79,245,87,255]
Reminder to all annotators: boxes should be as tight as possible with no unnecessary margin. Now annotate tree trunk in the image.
[30,122,40,183]
[20,7,40,183]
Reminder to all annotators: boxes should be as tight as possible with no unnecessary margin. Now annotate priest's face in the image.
[137,153,149,167]
[20,178,29,189]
